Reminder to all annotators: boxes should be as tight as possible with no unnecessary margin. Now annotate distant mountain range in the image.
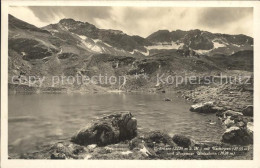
[8,14,253,91]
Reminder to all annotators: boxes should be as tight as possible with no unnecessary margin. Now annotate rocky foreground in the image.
[175,78,254,158]
[10,111,253,160]
[8,72,254,160]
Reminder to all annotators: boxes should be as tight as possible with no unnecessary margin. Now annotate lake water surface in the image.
[8,92,225,155]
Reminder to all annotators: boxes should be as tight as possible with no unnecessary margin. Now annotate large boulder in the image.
[172,134,192,148]
[71,112,137,146]
[242,105,253,117]
[222,126,253,145]
[129,131,176,158]
[50,143,81,159]
[190,101,222,113]
[143,131,175,148]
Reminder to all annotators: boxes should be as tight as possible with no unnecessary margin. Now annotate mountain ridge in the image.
[8,14,253,91]
[9,14,253,57]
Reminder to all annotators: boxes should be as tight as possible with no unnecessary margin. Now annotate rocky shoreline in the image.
[8,74,254,160]
[175,80,254,158]
[9,111,253,160]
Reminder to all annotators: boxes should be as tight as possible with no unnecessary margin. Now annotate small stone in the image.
[224,116,235,128]
[164,98,172,101]
[236,121,245,128]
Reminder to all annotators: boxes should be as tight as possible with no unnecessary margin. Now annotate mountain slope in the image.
[147,29,253,56]
[8,15,253,92]
[43,18,151,54]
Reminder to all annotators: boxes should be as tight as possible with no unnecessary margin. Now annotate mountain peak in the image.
[59,18,80,25]
[146,30,172,42]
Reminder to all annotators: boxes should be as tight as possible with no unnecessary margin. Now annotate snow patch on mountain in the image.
[194,49,211,55]
[73,33,134,55]
[233,44,241,47]
[134,49,150,56]
[93,39,112,47]
[81,40,102,53]
[50,30,59,33]
[146,42,184,50]
[73,33,103,53]
[213,41,226,48]
[129,50,135,54]
[91,45,103,53]
[194,39,227,55]
[78,35,87,40]
[93,39,101,43]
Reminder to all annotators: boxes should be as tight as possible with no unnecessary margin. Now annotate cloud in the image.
[9,6,51,27]
[27,6,112,23]
[197,8,253,36]
[9,6,253,37]
[93,7,200,37]
[198,7,253,28]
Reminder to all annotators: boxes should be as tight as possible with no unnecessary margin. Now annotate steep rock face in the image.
[147,29,187,43]
[45,18,151,52]
[9,14,253,59]
[8,15,254,91]
[147,30,173,42]
[59,18,99,39]
[182,29,214,50]
[221,34,253,45]
[8,15,94,80]
[146,29,253,56]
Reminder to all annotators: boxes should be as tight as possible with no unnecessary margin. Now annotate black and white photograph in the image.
[1,1,260,166]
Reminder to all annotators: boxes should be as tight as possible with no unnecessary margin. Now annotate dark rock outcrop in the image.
[172,134,192,148]
[143,131,176,148]
[242,105,253,117]
[9,112,253,160]
[222,127,253,145]
[129,130,176,158]
[71,112,137,146]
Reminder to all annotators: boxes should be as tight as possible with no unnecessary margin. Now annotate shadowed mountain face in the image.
[147,29,253,55]
[44,18,151,53]
[8,14,253,90]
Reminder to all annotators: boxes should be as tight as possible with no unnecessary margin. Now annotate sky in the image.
[9,6,253,37]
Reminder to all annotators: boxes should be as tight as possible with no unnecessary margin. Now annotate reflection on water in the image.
[8,92,225,154]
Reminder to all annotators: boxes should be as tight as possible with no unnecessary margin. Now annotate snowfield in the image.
[146,42,184,50]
